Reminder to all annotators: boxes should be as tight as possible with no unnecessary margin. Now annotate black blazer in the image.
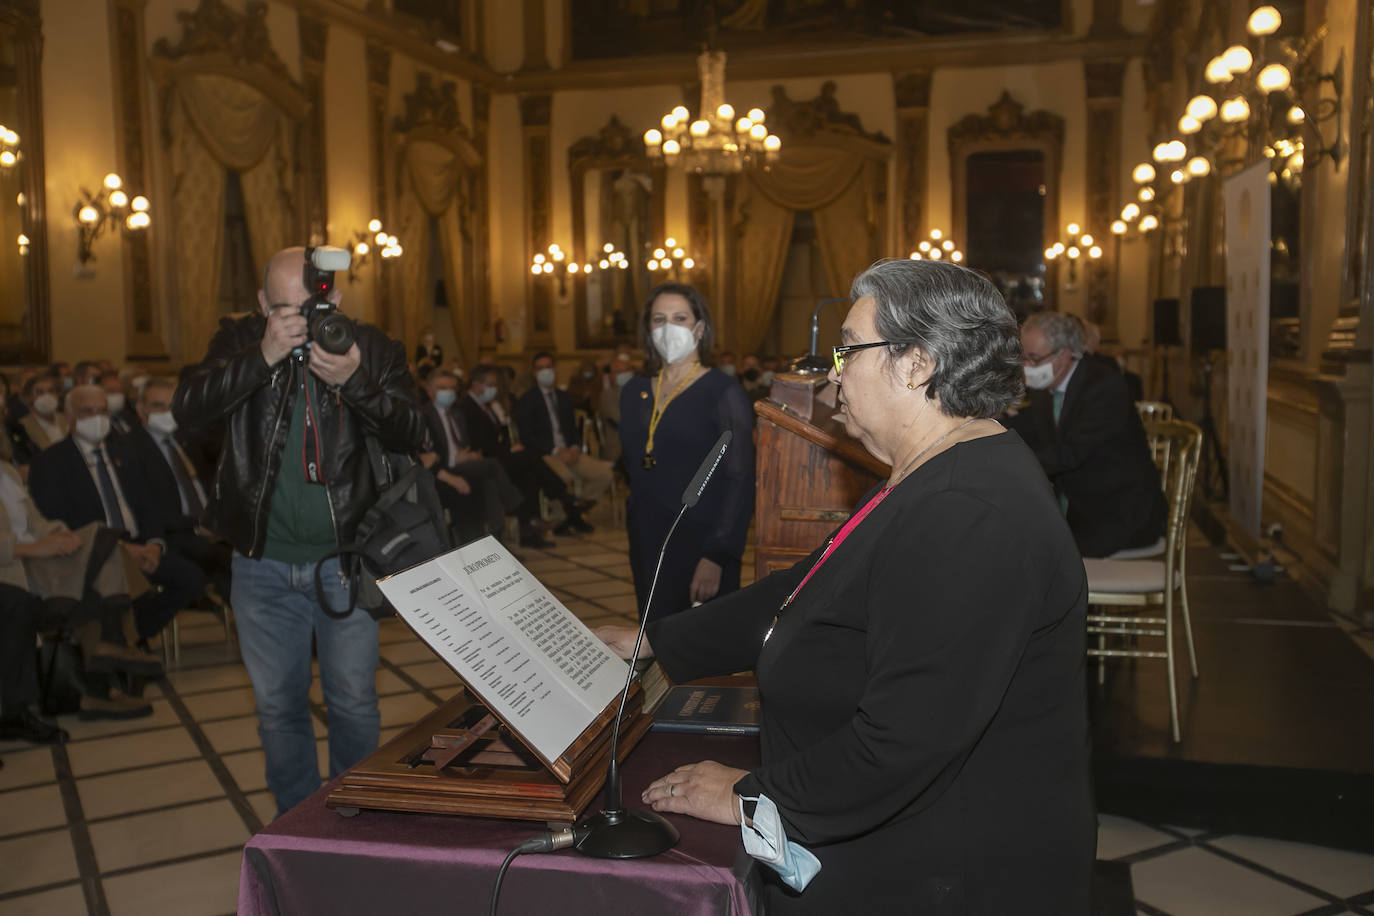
[421,402,474,470]
[514,386,580,456]
[124,424,201,533]
[459,395,510,460]
[1006,356,1166,558]
[649,432,1094,915]
[29,435,166,542]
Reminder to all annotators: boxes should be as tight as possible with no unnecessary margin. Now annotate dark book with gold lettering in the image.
[651,685,761,736]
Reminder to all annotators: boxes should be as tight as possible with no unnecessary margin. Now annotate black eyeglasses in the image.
[832,341,893,374]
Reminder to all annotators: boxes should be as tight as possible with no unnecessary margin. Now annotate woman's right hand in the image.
[594,625,653,661]
[17,530,82,558]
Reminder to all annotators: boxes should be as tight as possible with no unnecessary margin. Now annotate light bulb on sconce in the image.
[908,229,964,264]
[1046,224,1100,285]
[73,172,150,267]
[348,218,402,280]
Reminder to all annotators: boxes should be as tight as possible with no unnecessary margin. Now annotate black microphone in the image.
[574,432,733,859]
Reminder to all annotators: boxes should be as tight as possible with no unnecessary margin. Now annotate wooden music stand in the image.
[327,666,670,824]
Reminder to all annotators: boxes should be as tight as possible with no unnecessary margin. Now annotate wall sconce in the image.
[348,218,403,281]
[908,228,964,263]
[531,242,624,295]
[1043,223,1102,284]
[0,124,20,170]
[74,173,150,266]
[646,237,696,278]
[595,242,630,272]
[17,233,29,256]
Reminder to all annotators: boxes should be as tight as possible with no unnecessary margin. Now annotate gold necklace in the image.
[884,418,978,489]
[642,362,701,470]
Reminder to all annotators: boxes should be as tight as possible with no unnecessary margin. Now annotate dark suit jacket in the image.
[514,386,581,456]
[421,402,475,470]
[459,395,510,460]
[124,424,203,534]
[29,436,166,543]
[1006,356,1166,558]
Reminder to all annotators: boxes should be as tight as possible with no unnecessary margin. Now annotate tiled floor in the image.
[2,524,1372,915]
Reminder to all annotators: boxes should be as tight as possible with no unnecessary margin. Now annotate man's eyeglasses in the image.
[832,341,893,374]
[1022,348,1063,367]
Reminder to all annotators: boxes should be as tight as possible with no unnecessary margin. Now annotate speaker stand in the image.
[1198,357,1229,501]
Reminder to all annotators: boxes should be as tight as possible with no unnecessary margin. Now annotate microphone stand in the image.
[789,297,847,375]
[574,431,732,859]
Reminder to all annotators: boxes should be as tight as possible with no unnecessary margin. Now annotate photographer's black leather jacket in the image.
[173,312,427,559]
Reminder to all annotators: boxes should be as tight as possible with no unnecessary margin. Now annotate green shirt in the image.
[263,375,337,564]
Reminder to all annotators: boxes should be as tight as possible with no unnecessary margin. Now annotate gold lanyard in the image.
[644,363,700,460]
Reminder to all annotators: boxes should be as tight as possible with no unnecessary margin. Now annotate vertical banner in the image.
[1222,161,1272,540]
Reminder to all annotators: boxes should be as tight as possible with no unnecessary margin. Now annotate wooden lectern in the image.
[754,374,889,581]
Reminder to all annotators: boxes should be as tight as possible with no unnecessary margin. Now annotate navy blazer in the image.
[421,401,474,470]
[459,395,511,460]
[124,423,202,534]
[29,435,166,542]
[514,386,581,456]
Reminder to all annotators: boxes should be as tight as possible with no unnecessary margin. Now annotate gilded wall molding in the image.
[298,13,327,245]
[393,72,467,136]
[110,0,161,358]
[766,81,890,148]
[472,83,491,347]
[894,70,932,259]
[365,42,392,329]
[152,0,293,84]
[521,93,553,343]
[1084,59,1124,333]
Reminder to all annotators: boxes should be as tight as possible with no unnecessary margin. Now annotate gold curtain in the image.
[168,101,226,364]
[396,139,474,366]
[812,163,882,304]
[240,144,295,286]
[729,183,794,356]
[175,74,284,172]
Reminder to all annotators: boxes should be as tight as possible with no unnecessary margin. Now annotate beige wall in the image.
[324,24,376,325]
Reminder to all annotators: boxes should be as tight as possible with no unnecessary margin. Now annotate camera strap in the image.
[300,373,327,485]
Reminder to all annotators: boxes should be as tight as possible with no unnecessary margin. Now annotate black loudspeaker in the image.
[1153,298,1181,347]
[1190,286,1227,353]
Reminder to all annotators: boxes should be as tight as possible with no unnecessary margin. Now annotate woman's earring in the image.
[907,381,917,390]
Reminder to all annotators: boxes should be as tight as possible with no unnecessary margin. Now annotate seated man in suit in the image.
[28,385,205,646]
[513,353,612,535]
[461,366,591,548]
[15,373,66,462]
[421,370,522,545]
[1007,312,1166,559]
[99,371,141,437]
[125,377,232,604]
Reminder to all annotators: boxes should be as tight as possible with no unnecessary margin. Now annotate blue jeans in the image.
[231,553,379,816]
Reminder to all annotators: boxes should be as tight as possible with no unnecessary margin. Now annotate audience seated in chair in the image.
[461,366,591,548]
[125,377,232,605]
[421,370,523,546]
[27,385,205,649]
[0,458,161,723]
[513,352,612,535]
[1006,312,1166,559]
[15,373,66,462]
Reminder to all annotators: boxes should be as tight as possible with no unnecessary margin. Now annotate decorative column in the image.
[365,42,391,330]
[893,70,932,257]
[521,93,553,346]
[1084,59,1125,335]
[298,14,327,245]
[109,0,163,359]
[521,0,548,70]
[473,83,492,348]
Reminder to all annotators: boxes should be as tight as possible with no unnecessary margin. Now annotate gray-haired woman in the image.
[598,258,1094,915]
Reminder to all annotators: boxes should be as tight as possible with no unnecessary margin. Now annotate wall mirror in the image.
[569,116,665,349]
[949,92,1062,318]
[0,5,49,363]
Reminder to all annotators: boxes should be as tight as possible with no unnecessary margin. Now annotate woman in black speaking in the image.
[598,259,1094,914]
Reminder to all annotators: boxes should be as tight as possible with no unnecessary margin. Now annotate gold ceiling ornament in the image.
[643,50,779,175]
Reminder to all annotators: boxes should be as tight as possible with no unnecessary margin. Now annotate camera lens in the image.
[310,311,356,355]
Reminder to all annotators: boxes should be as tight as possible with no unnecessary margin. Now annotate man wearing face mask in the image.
[98,371,139,437]
[420,370,523,545]
[514,353,613,534]
[27,385,206,644]
[598,354,635,464]
[18,373,66,458]
[1006,311,1165,558]
[124,377,232,604]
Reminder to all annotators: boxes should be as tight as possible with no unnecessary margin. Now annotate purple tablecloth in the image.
[238,732,759,915]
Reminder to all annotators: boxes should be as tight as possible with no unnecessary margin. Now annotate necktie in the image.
[545,391,566,449]
[91,446,128,532]
[440,409,461,466]
[1052,389,1065,425]
[164,437,205,520]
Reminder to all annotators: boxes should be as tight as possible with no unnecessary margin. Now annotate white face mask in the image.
[615,371,634,388]
[651,323,699,365]
[146,410,177,435]
[720,364,736,377]
[475,386,498,404]
[131,375,149,394]
[75,414,110,445]
[432,389,457,408]
[535,368,557,389]
[1023,361,1058,390]
[106,393,126,414]
[33,393,59,417]
[760,371,774,385]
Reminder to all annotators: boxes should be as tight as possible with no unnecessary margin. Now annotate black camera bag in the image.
[315,438,451,620]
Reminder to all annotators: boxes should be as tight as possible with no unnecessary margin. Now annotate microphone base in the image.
[573,807,680,859]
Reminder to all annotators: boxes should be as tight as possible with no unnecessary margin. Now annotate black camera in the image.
[299,246,356,356]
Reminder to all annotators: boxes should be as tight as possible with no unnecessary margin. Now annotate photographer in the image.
[174,246,427,816]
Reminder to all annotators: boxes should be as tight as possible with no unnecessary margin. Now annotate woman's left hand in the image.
[643,760,748,825]
[689,558,722,604]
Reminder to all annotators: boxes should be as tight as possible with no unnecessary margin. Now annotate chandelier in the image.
[643,50,780,174]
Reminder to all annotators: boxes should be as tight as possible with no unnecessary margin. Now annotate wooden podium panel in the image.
[754,393,888,582]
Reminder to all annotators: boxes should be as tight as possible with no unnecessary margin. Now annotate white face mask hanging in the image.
[738,793,822,892]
